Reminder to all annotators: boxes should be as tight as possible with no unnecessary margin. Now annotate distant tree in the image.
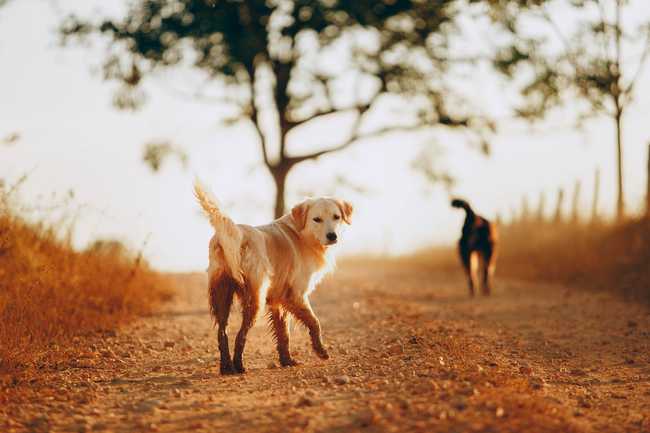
[61,0,495,218]
[491,0,650,221]
[142,140,188,172]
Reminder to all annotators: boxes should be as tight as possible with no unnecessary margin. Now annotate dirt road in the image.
[2,259,650,432]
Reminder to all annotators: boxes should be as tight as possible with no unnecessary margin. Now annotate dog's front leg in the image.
[287,299,329,360]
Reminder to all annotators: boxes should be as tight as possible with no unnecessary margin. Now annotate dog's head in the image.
[291,198,353,247]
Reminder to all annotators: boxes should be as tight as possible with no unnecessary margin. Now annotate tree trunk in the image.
[615,107,625,222]
[270,164,290,219]
[614,0,625,222]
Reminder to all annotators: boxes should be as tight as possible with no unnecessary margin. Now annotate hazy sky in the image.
[2,1,650,271]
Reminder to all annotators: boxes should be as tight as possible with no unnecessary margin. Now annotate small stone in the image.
[496,407,505,418]
[267,361,277,369]
[529,376,545,390]
[519,364,533,375]
[164,341,175,349]
[334,375,350,385]
[297,396,316,407]
[452,397,467,411]
[397,398,411,410]
[577,396,592,408]
[91,422,107,431]
[133,399,160,413]
[357,409,378,427]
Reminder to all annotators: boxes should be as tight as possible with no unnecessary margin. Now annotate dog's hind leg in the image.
[232,288,260,374]
[209,276,236,375]
[459,242,476,296]
[469,252,480,295]
[268,306,297,367]
[481,246,496,296]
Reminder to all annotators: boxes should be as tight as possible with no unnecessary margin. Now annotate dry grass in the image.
[497,218,650,300]
[378,217,650,302]
[0,196,174,373]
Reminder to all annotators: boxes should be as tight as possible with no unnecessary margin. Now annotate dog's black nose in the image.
[326,232,337,242]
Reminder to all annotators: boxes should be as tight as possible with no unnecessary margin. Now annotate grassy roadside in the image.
[497,218,650,300]
[364,217,650,302]
[0,197,174,374]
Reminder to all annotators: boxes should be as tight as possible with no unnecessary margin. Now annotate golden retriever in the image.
[194,182,353,375]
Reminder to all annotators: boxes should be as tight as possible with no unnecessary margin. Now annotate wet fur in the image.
[451,199,498,296]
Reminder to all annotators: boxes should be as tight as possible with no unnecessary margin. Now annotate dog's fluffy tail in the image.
[194,180,244,286]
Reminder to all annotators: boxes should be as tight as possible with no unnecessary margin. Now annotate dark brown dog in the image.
[451,199,498,296]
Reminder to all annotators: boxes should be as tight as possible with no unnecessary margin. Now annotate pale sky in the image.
[1,0,649,271]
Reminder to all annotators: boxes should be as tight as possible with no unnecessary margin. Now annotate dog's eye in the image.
[333,215,340,220]
[313,217,323,223]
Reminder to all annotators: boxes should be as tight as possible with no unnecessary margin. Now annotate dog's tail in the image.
[451,198,475,217]
[194,180,244,286]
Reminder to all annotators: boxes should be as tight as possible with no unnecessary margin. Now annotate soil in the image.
[2,259,650,432]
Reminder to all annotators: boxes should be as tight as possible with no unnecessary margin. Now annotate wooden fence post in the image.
[521,194,530,225]
[554,187,565,224]
[592,168,601,224]
[571,180,582,224]
[537,191,546,224]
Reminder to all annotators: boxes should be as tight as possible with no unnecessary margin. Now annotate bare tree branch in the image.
[287,122,425,166]
[286,107,339,130]
[624,25,650,98]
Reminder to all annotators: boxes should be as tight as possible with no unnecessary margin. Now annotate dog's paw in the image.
[233,361,246,375]
[315,348,330,360]
[219,363,236,376]
[280,357,300,368]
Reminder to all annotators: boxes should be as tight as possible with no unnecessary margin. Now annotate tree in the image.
[61,0,494,218]
[491,0,650,221]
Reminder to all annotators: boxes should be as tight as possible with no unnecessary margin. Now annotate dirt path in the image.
[2,259,650,433]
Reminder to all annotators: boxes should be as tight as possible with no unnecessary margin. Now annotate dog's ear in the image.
[291,201,309,230]
[337,200,354,225]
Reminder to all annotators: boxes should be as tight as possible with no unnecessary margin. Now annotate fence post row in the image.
[592,168,600,224]
[554,188,565,224]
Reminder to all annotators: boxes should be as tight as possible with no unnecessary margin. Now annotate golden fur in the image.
[194,181,353,374]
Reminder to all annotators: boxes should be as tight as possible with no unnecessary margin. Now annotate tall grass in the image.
[0,192,174,372]
[395,215,650,301]
[497,218,650,300]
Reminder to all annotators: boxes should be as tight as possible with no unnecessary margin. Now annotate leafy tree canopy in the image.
[61,0,504,216]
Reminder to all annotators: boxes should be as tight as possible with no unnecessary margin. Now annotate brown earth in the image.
[1,258,650,433]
